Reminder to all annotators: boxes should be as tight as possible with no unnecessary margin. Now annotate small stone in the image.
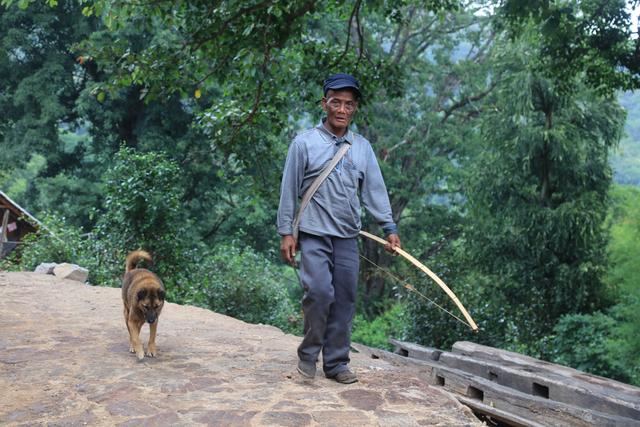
[35,263,57,274]
[53,263,89,282]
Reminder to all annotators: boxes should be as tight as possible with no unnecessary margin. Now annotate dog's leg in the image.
[146,320,158,357]
[124,307,135,353]
[128,318,145,360]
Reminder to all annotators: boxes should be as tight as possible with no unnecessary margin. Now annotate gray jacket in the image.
[277,122,397,238]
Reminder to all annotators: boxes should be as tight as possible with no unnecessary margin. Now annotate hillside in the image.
[0,271,482,427]
[612,91,640,184]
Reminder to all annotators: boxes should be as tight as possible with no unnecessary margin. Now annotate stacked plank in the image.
[352,340,640,427]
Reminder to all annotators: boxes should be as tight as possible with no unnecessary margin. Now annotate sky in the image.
[628,2,639,38]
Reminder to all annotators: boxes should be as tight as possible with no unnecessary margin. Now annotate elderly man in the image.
[277,73,400,384]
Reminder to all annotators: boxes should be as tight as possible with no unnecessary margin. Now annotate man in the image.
[277,73,401,384]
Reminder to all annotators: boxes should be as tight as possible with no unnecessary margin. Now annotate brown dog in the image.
[122,250,165,360]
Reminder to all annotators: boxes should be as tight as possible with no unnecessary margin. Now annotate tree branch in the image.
[331,0,361,68]
[441,80,498,123]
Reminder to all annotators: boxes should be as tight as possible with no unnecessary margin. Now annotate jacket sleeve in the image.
[360,143,398,236]
[277,139,305,236]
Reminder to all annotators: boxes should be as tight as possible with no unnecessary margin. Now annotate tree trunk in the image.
[540,110,553,205]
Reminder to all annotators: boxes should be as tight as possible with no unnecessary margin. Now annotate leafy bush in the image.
[178,243,301,334]
[0,213,125,287]
[2,147,302,335]
[352,303,407,350]
[3,215,301,334]
[550,313,632,383]
[93,146,190,275]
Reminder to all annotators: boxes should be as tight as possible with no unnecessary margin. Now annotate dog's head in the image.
[136,288,165,324]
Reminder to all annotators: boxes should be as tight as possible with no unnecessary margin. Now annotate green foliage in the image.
[2,0,640,388]
[0,213,122,286]
[463,45,625,348]
[602,184,640,385]
[352,303,407,350]
[498,0,640,92]
[550,313,632,384]
[0,0,96,164]
[176,243,300,334]
[96,146,184,252]
[0,153,46,200]
[0,213,84,271]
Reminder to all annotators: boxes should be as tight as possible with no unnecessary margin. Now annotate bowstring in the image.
[358,252,473,329]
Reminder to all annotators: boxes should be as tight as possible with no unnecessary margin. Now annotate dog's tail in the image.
[125,250,153,273]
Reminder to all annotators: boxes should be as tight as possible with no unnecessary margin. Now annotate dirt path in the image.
[0,271,482,426]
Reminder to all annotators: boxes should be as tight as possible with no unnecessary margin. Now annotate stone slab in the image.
[0,271,482,427]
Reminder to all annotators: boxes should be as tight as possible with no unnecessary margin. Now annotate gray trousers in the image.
[297,231,359,377]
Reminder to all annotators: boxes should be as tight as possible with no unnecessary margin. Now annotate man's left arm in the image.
[360,144,401,253]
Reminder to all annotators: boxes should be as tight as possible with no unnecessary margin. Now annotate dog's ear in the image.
[158,289,166,301]
[137,289,147,301]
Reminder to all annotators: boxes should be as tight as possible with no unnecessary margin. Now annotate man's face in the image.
[322,89,358,135]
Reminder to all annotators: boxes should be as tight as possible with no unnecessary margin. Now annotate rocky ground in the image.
[0,271,483,426]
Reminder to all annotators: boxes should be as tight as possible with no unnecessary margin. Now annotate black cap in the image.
[323,73,361,98]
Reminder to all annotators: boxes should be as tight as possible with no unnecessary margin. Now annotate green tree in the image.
[498,0,640,92]
[602,184,640,384]
[463,33,625,352]
[93,146,188,274]
[550,313,631,383]
[0,1,102,226]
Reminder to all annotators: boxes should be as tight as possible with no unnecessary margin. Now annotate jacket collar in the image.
[317,119,353,145]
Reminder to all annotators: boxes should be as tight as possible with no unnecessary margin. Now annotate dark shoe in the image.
[297,360,317,379]
[328,369,358,384]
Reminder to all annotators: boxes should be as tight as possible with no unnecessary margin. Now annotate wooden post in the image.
[1,209,9,242]
[1,209,9,257]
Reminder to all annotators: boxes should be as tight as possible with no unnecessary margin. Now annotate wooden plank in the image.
[0,209,9,258]
[392,338,640,418]
[435,351,640,420]
[452,341,640,408]
[390,337,443,361]
[456,395,545,427]
[355,343,640,427]
[1,209,9,243]
[435,366,640,427]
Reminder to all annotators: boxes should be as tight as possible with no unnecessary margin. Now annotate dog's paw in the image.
[146,342,157,357]
[129,346,135,353]
[133,345,145,360]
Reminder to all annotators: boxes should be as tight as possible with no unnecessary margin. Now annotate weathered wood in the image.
[351,343,436,376]
[358,341,640,427]
[390,337,443,361]
[431,360,640,427]
[0,191,40,258]
[452,341,640,412]
[456,395,545,427]
[0,209,9,257]
[435,351,640,420]
[1,209,9,243]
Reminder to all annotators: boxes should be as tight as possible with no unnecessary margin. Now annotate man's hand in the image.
[384,233,401,255]
[280,235,298,265]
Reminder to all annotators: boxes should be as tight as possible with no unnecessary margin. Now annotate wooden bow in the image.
[359,230,478,332]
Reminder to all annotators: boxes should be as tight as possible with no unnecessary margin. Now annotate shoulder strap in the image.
[292,142,350,240]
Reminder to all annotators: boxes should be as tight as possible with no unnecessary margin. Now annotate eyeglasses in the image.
[325,97,357,113]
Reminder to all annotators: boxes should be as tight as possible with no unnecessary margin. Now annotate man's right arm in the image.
[277,140,305,264]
